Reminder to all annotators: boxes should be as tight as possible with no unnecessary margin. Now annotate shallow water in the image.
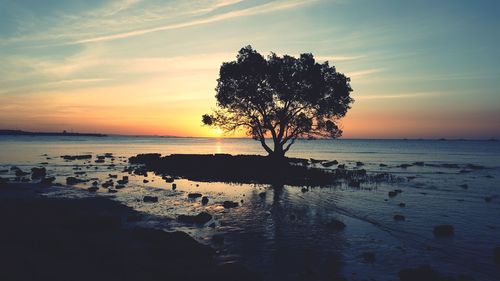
[0,136,499,280]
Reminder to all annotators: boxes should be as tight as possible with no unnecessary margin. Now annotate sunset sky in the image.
[1,0,499,138]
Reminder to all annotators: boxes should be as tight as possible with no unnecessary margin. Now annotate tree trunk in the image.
[269,141,286,160]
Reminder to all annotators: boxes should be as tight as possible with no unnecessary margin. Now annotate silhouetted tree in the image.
[203,45,353,159]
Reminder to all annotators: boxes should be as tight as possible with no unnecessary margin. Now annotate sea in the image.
[0,136,499,281]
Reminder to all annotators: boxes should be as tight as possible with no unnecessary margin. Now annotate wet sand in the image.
[0,183,257,281]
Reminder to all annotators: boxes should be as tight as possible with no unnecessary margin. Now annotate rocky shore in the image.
[0,183,257,281]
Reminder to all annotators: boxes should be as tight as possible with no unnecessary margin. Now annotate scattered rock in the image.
[301,187,308,192]
[143,196,158,203]
[178,212,212,224]
[143,179,149,183]
[95,159,105,163]
[361,252,376,263]
[74,171,86,175]
[115,185,125,189]
[394,214,406,221]
[61,155,92,160]
[172,183,177,190]
[337,164,346,169]
[66,177,85,185]
[326,219,346,231]
[379,163,388,167]
[356,161,364,166]
[40,176,56,185]
[201,196,209,205]
[321,160,338,167]
[102,181,113,188]
[87,186,98,192]
[117,179,128,185]
[15,169,29,177]
[31,167,46,179]
[223,201,238,208]
[163,176,174,183]
[433,225,454,237]
[109,174,118,178]
[108,189,118,193]
[400,164,412,169]
[96,155,106,160]
[188,193,202,199]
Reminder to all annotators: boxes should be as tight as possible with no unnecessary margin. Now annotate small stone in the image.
[433,225,454,237]
[143,196,158,203]
[326,219,346,231]
[394,214,406,221]
[201,196,209,205]
[172,183,177,190]
[188,193,202,199]
[223,201,238,208]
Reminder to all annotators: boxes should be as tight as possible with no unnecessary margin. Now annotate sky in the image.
[0,0,499,138]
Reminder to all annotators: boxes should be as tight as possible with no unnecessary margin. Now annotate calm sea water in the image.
[1,136,499,281]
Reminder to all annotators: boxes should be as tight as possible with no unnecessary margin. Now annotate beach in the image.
[1,136,499,281]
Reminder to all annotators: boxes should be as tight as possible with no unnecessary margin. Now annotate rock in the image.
[321,160,338,167]
[115,185,125,189]
[31,167,46,179]
[400,164,412,168]
[399,265,452,281]
[40,176,56,185]
[326,219,346,231]
[96,155,106,160]
[433,225,454,237]
[102,181,113,188]
[163,176,174,183]
[87,186,98,192]
[379,163,388,167]
[117,179,128,185]
[10,166,20,171]
[399,202,406,207]
[259,192,266,199]
[394,214,406,221]
[494,247,500,264]
[66,177,84,185]
[361,252,376,263]
[201,196,209,205]
[143,179,149,183]
[92,181,98,186]
[74,171,86,175]
[337,164,345,169]
[143,196,158,203]
[15,169,29,177]
[122,176,129,181]
[172,183,177,190]
[109,174,118,178]
[104,153,113,158]
[356,161,364,166]
[388,191,398,198]
[188,193,202,199]
[413,161,424,166]
[301,187,308,192]
[108,189,118,193]
[178,212,212,224]
[223,201,238,208]
[95,159,105,163]
[61,154,92,160]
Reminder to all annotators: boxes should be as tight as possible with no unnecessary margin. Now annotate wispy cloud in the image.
[347,68,384,78]
[356,91,447,100]
[71,0,316,44]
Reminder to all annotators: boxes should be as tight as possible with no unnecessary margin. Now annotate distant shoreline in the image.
[0,130,107,137]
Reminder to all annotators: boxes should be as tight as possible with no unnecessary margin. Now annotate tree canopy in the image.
[203,45,353,158]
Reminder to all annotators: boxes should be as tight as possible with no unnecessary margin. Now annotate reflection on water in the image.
[0,136,499,280]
